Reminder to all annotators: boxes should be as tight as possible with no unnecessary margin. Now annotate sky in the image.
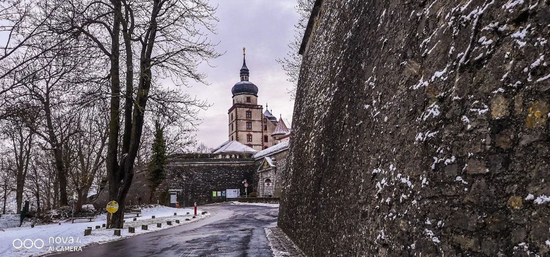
[187,0,300,149]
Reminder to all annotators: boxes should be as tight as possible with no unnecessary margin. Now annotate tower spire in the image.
[240,47,249,81]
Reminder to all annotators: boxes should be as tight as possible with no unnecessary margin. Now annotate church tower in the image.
[228,48,264,150]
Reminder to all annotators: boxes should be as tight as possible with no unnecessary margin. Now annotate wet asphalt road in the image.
[56,203,278,257]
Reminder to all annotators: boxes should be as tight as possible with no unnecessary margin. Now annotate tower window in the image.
[246,122,252,130]
[247,134,252,142]
[231,113,233,120]
[264,118,267,123]
[264,125,267,131]
[246,111,252,119]
[246,97,251,103]
[231,124,233,131]
[264,135,268,142]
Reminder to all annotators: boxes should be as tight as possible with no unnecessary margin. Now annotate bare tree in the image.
[195,143,210,153]
[277,0,315,98]
[32,150,58,211]
[0,157,15,214]
[2,115,34,214]
[41,0,220,228]
[67,106,109,213]
[14,52,89,207]
[1,0,218,228]
[0,0,77,97]
[27,161,44,216]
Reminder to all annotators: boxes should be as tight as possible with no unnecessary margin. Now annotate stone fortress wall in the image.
[279,0,550,256]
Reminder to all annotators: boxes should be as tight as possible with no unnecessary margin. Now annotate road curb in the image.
[265,227,306,257]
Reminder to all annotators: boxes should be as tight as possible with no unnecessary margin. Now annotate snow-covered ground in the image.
[0,205,208,257]
[231,201,280,208]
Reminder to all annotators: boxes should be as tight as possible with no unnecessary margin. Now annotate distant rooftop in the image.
[254,140,290,160]
[264,109,277,121]
[213,140,258,154]
[271,118,290,136]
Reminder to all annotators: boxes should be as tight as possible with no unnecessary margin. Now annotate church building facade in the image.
[227,48,289,150]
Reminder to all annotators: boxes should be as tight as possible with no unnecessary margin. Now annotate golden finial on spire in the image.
[243,47,246,55]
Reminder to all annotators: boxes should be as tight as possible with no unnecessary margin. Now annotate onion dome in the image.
[232,47,258,97]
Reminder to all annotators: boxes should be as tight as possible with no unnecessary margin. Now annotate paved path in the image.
[55,203,279,257]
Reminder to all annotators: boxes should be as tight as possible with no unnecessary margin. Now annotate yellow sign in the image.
[106,201,119,214]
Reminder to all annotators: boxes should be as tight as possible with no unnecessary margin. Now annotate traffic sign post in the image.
[194,202,197,216]
[106,201,119,213]
[106,201,119,228]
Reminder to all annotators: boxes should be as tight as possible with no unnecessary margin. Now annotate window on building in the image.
[246,122,252,130]
[231,124,233,131]
[264,135,268,142]
[247,134,252,142]
[264,125,267,131]
[246,111,251,118]
[231,113,233,120]
[263,118,267,123]
[246,97,251,103]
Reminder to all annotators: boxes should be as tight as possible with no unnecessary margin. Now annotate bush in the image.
[248,192,257,198]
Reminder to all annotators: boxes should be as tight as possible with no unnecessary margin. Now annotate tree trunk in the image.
[53,175,59,209]
[45,186,51,211]
[106,0,124,229]
[2,182,7,214]
[75,189,87,213]
[53,148,68,206]
[16,178,23,214]
[149,188,156,203]
[35,184,41,216]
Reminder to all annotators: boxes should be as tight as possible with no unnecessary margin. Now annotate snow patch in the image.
[415,131,439,142]
[456,176,469,185]
[423,103,441,121]
[530,55,545,69]
[424,229,440,244]
[430,67,448,81]
[534,195,550,204]
[536,74,550,83]
[412,76,429,90]
[503,0,524,10]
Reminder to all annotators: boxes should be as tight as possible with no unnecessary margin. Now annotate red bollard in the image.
[194,202,197,216]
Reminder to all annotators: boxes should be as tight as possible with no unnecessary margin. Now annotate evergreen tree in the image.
[148,121,167,203]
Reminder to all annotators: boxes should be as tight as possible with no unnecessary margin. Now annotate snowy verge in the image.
[265,227,305,257]
[231,201,280,208]
[0,205,209,257]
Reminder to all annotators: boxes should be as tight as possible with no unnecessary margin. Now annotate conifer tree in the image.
[148,121,166,203]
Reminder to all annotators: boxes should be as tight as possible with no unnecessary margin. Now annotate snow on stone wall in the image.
[279,0,550,256]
